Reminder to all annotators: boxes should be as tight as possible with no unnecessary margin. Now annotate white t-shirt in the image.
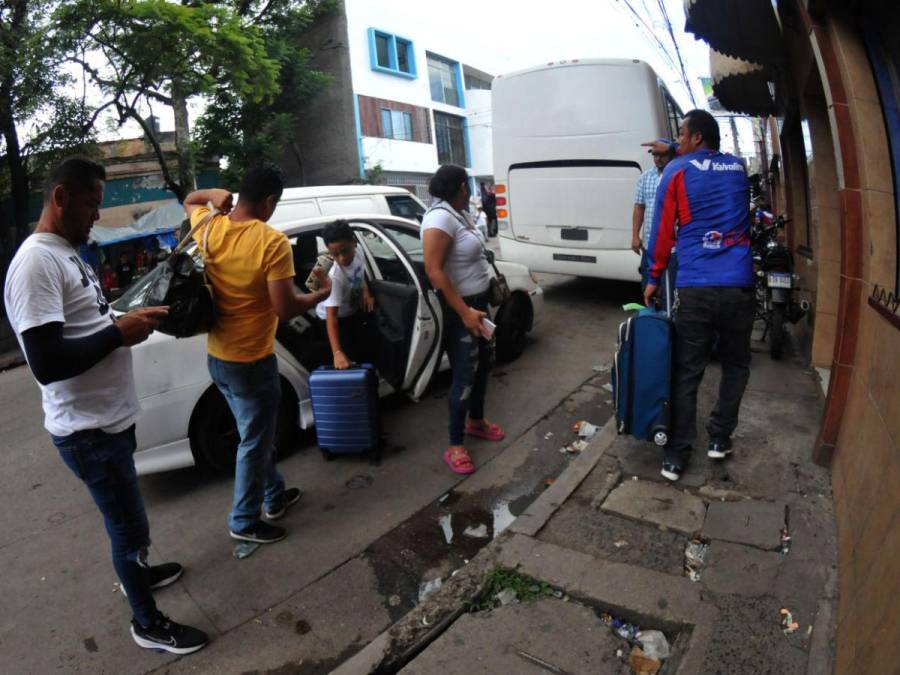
[3,233,139,437]
[421,201,491,297]
[315,248,367,320]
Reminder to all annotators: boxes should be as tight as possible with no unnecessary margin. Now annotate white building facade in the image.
[281,0,497,199]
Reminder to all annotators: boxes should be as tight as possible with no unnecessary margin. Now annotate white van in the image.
[491,59,683,281]
[269,185,427,225]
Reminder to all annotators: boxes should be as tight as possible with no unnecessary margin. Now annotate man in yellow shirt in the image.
[184,164,330,545]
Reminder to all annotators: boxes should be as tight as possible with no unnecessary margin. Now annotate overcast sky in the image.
[84,0,711,140]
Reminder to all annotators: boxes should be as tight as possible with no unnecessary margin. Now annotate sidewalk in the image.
[337,353,837,674]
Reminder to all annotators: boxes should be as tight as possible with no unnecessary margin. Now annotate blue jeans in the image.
[208,354,285,533]
[52,425,159,627]
[442,291,493,445]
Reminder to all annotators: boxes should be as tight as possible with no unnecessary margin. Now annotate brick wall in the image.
[357,95,433,144]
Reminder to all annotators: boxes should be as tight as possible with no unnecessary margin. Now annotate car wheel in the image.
[192,381,299,472]
[495,294,530,362]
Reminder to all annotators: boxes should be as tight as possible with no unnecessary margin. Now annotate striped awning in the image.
[685,0,786,66]
[710,49,779,117]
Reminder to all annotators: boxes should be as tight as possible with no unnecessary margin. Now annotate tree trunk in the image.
[171,85,195,198]
[0,87,31,248]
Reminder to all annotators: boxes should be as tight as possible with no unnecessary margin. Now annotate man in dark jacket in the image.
[644,109,754,481]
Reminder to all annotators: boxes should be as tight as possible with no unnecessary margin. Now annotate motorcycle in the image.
[751,210,809,359]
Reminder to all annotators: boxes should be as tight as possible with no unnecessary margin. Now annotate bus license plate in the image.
[561,228,588,241]
[767,272,792,289]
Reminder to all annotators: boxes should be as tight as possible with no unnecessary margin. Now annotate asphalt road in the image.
[0,266,643,674]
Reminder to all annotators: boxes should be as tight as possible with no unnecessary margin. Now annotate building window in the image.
[428,54,462,107]
[367,28,416,79]
[381,108,414,141]
[434,111,467,166]
[466,74,492,91]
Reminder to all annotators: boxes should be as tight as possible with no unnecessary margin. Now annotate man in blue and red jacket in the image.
[643,109,754,481]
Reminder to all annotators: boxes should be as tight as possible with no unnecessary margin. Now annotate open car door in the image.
[351,221,442,401]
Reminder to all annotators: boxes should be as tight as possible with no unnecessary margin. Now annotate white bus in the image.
[491,59,683,281]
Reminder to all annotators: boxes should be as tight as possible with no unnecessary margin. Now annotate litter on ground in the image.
[496,588,518,606]
[418,577,443,603]
[637,630,670,660]
[781,608,800,635]
[628,646,661,674]
[684,539,709,582]
[233,542,260,560]
[572,420,600,439]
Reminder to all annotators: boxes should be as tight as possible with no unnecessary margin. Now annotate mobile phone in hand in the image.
[481,317,496,339]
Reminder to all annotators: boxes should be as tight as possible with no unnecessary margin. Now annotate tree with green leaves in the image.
[194,0,334,189]
[56,0,284,201]
[1,0,95,258]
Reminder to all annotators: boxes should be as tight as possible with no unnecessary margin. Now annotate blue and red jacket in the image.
[646,149,753,288]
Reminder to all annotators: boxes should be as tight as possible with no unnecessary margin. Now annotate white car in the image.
[114,214,543,475]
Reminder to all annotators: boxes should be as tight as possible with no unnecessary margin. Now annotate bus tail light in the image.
[496,197,507,205]
[495,184,506,194]
[497,209,508,218]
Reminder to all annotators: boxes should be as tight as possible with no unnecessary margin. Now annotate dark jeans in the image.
[442,291,493,445]
[208,354,286,533]
[669,286,755,454]
[51,425,159,627]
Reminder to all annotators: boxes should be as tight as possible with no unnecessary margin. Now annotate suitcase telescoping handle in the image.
[651,268,673,318]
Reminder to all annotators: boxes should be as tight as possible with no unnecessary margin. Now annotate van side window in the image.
[664,95,682,140]
[386,195,425,222]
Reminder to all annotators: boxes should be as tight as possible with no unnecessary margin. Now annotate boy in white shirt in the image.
[315,220,376,369]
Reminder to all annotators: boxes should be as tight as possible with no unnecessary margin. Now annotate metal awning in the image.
[684,0,785,65]
[710,49,779,117]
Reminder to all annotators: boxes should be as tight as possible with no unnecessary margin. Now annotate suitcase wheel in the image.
[653,430,669,447]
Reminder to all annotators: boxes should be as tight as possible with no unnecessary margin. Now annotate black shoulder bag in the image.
[139,210,217,338]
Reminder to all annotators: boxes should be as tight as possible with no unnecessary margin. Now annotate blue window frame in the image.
[367,28,417,79]
[427,53,465,108]
[380,108,414,141]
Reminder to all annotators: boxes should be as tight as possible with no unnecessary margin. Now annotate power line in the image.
[656,0,698,106]
[616,0,695,106]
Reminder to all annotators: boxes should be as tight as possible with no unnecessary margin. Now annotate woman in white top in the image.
[422,164,505,475]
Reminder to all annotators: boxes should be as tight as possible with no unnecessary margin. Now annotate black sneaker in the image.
[229,521,286,544]
[264,487,304,521]
[122,562,183,598]
[661,449,689,482]
[131,615,208,655]
[707,438,733,460]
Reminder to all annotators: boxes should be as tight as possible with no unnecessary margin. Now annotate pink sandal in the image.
[443,448,476,474]
[465,421,505,441]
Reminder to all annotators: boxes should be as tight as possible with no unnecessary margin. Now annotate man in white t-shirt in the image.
[315,220,375,369]
[3,158,208,655]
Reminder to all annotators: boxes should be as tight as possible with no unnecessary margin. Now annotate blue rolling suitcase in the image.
[611,277,673,446]
[309,364,380,460]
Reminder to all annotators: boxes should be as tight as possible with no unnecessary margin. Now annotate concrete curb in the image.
[509,416,617,537]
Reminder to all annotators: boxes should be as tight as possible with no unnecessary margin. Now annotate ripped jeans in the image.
[52,425,159,627]
[442,291,493,445]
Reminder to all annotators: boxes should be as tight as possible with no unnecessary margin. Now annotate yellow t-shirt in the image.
[191,206,294,362]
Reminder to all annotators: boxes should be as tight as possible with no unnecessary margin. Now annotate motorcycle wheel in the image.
[769,304,786,360]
